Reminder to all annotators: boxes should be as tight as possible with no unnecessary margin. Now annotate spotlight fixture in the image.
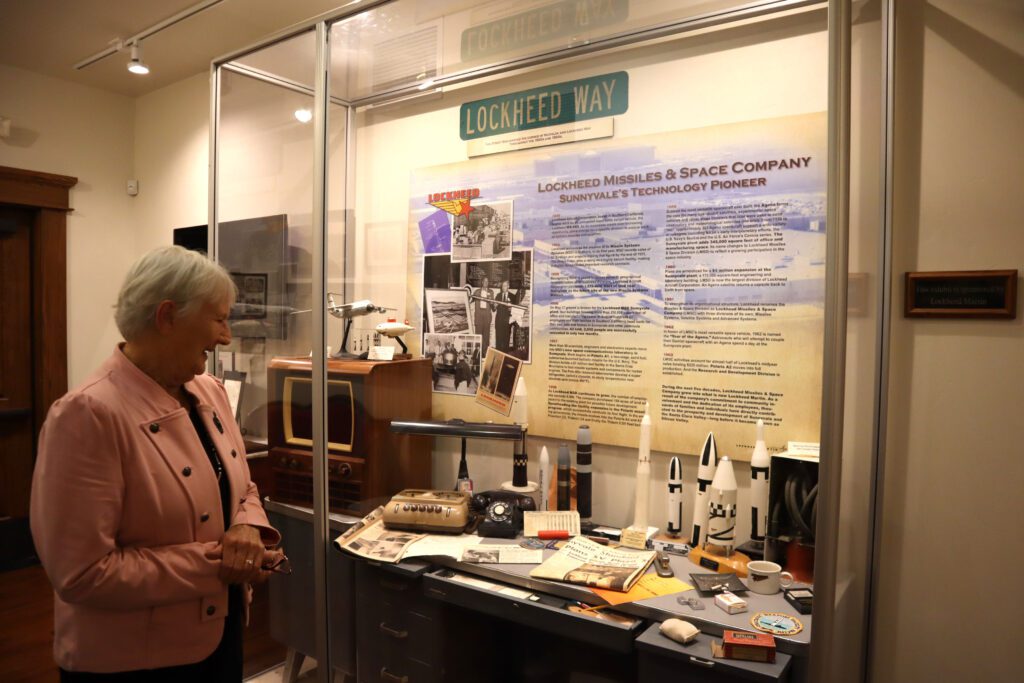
[294,108,313,123]
[127,43,149,75]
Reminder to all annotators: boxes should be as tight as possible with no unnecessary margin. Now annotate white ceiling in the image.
[0,0,355,97]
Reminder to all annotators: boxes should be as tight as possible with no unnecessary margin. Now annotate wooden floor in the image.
[0,564,286,682]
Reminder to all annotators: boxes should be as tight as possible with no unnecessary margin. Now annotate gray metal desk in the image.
[265,505,808,682]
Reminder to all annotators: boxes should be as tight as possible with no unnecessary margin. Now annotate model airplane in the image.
[327,295,396,319]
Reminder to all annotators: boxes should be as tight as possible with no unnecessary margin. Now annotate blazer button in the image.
[231,449,237,458]
[182,466,192,477]
[206,605,216,616]
[149,423,160,433]
[200,512,210,522]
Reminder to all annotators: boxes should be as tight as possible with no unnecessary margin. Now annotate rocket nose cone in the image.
[711,456,737,491]
[701,432,718,466]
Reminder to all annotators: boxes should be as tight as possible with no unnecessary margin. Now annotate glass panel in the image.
[214,28,317,678]
[329,0,812,101]
[324,0,827,678]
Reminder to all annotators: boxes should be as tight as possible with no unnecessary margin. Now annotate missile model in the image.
[538,445,550,512]
[705,456,738,554]
[632,402,652,531]
[511,378,529,487]
[750,419,770,542]
[667,456,683,537]
[690,432,719,548]
[557,443,571,511]
[576,425,592,525]
[375,318,414,353]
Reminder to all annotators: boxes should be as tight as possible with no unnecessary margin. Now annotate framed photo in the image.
[475,347,523,416]
[424,287,472,334]
[221,370,247,424]
[451,199,513,263]
[423,333,482,396]
[231,272,268,319]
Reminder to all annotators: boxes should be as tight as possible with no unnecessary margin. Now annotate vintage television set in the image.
[266,356,433,514]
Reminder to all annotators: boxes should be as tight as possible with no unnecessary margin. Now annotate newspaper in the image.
[529,536,656,592]
[332,506,425,563]
[461,546,543,564]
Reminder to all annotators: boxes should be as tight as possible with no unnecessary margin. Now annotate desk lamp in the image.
[390,419,528,494]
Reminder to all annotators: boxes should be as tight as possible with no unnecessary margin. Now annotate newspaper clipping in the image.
[332,507,425,563]
[529,536,656,591]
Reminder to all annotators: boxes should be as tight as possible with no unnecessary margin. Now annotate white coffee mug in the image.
[746,561,794,595]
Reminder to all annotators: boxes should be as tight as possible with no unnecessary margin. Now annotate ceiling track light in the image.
[127,42,150,75]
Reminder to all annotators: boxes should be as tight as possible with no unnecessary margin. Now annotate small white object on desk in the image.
[660,618,700,645]
[714,591,748,615]
[368,345,395,360]
[523,510,580,537]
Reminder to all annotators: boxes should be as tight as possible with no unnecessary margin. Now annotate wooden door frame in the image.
[0,165,76,442]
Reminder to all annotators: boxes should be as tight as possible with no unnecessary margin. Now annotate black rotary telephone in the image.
[470,490,536,538]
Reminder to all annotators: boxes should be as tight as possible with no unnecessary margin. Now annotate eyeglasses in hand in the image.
[261,554,293,575]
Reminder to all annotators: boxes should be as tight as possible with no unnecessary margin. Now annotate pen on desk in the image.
[557,443,571,511]
[538,445,550,512]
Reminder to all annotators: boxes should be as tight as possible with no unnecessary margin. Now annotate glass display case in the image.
[211,2,882,681]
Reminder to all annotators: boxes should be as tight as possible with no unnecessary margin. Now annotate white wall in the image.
[133,72,209,254]
[0,65,213,388]
[871,1,1024,681]
[0,64,136,386]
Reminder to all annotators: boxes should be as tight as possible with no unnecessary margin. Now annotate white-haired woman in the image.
[31,246,282,682]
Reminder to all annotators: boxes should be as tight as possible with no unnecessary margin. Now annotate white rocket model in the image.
[690,432,718,548]
[538,445,550,512]
[632,402,652,530]
[705,456,738,554]
[510,377,528,427]
[667,456,683,537]
[750,419,770,542]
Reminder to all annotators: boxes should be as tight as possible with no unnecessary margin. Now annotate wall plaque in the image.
[904,270,1017,319]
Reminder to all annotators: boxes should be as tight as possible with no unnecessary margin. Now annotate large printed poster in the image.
[408,113,826,460]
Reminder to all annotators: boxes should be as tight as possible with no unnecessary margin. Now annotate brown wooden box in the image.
[266,357,433,514]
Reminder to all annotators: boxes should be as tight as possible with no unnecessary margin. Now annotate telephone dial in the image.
[471,490,536,538]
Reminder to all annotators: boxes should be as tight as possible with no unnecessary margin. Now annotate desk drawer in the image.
[635,622,791,683]
[423,568,642,653]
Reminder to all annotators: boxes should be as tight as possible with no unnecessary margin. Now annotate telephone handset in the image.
[471,490,536,538]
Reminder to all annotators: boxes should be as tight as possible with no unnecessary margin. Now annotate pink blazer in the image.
[30,347,280,673]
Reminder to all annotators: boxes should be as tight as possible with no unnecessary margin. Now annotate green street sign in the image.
[461,0,629,62]
[460,71,629,141]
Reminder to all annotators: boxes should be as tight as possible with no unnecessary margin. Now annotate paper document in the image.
[403,534,482,560]
[332,506,425,563]
[592,574,693,606]
[523,510,581,537]
[461,546,543,564]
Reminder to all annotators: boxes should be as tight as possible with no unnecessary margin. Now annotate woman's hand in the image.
[219,524,267,585]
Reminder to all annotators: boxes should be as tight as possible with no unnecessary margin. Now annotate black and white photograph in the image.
[461,547,502,563]
[231,272,268,318]
[475,347,524,416]
[451,199,513,263]
[424,333,482,396]
[422,249,532,365]
[424,287,472,334]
